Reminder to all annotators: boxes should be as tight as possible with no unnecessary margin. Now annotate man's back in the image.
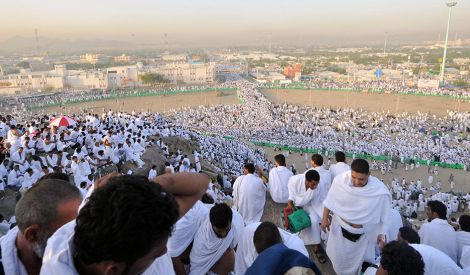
[312,166,332,202]
[268,166,293,203]
[233,174,266,225]
[329,162,350,180]
[410,244,464,275]
[419,218,458,263]
[456,231,470,263]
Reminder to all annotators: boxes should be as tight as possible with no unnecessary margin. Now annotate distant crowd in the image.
[262,77,470,98]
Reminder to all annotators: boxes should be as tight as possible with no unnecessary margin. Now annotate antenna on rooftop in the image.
[269,33,272,54]
[164,33,169,53]
[383,32,388,55]
[35,28,40,51]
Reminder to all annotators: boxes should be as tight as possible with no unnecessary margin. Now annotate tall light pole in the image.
[383,32,388,55]
[439,1,457,86]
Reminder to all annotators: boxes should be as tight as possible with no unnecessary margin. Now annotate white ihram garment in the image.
[418,218,458,263]
[287,174,322,245]
[456,231,470,265]
[1,227,28,275]
[168,201,208,257]
[323,171,391,275]
[329,162,350,180]
[268,166,293,203]
[410,244,464,275]
[189,209,244,275]
[233,174,266,225]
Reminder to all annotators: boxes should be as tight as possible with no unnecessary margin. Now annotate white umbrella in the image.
[49,116,77,127]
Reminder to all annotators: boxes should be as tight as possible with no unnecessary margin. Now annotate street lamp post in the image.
[439,1,457,86]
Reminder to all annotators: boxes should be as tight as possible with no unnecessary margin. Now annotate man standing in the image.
[321,159,391,275]
[418,200,458,263]
[308,154,332,215]
[268,154,293,203]
[287,170,325,262]
[233,163,266,225]
[148,165,158,181]
[328,151,350,180]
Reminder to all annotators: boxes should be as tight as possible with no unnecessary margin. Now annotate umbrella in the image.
[30,130,40,137]
[49,116,76,127]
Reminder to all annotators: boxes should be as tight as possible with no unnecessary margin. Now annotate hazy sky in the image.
[1,0,470,46]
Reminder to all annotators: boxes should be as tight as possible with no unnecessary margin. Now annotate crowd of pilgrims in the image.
[170,76,470,167]
[0,76,468,274]
[13,84,231,110]
[261,77,470,98]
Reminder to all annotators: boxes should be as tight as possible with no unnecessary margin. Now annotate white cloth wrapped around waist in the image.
[337,215,365,235]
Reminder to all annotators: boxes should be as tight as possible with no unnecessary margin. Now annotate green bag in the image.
[288,208,311,233]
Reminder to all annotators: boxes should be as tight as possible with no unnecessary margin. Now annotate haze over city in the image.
[2,0,470,50]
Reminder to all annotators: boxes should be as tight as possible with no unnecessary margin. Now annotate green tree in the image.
[42,85,55,92]
[5,68,20,75]
[326,66,347,75]
[16,61,31,69]
[453,79,468,87]
[302,67,314,75]
[139,73,171,85]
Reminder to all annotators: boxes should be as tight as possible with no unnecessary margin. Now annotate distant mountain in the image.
[0,36,135,53]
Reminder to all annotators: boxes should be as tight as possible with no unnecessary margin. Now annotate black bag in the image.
[341,227,362,242]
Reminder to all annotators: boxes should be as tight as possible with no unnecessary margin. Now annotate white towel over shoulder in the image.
[189,209,244,275]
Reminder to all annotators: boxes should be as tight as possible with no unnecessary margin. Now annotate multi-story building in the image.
[114,54,132,63]
[66,71,108,89]
[162,54,187,62]
[0,68,64,91]
[0,64,140,93]
[148,62,215,84]
[80,54,102,64]
[107,66,139,88]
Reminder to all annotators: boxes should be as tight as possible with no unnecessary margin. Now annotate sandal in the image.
[314,249,327,264]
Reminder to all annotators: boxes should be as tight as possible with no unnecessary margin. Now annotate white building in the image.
[0,67,64,91]
[107,66,139,88]
[162,54,187,62]
[114,54,132,63]
[249,70,286,83]
[66,71,107,89]
[0,64,140,93]
[80,54,102,64]
[148,62,215,84]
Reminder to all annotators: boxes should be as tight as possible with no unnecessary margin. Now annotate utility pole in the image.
[439,1,458,86]
[35,28,40,51]
[383,32,388,55]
